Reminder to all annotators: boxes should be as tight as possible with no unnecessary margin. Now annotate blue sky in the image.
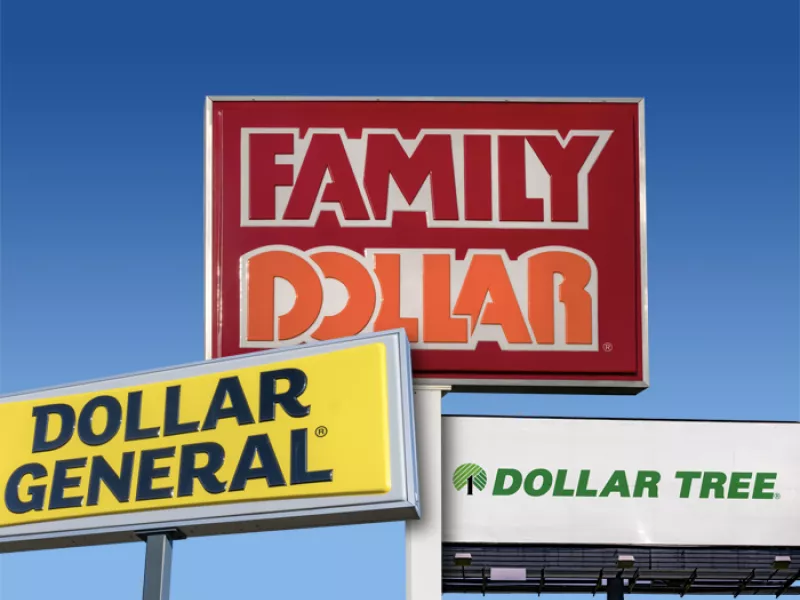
[1,0,798,598]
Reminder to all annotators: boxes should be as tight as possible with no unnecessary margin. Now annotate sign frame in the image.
[203,96,650,395]
[0,329,419,553]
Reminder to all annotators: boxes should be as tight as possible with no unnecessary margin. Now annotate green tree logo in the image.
[453,463,488,494]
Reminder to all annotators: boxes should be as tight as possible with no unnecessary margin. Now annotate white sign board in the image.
[443,416,800,547]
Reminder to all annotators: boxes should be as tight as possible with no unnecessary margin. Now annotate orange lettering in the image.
[453,254,531,343]
[247,250,323,341]
[373,253,419,342]
[243,246,596,350]
[422,254,468,343]
[528,251,592,344]
[310,251,376,340]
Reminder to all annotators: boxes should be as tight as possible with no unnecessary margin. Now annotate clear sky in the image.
[1,0,798,599]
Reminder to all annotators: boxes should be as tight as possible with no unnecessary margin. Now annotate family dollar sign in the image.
[206,97,648,392]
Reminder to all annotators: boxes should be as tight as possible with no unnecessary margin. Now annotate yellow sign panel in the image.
[0,342,392,527]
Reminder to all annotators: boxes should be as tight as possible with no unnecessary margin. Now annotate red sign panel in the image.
[205,97,648,393]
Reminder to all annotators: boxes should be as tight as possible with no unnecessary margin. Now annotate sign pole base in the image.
[138,529,185,600]
[406,385,449,600]
[607,575,625,600]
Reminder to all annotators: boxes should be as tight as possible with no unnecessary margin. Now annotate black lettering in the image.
[5,463,47,514]
[77,395,122,446]
[32,404,75,453]
[290,429,332,485]
[124,391,160,441]
[164,385,200,437]
[87,453,134,506]
[49,458,86,509]
[202,377,255,431]
[178,442,226,497]
[230,434,286,491]
[136,447,175,501]
[259,369,310,422]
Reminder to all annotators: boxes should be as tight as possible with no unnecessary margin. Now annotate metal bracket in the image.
[136,528,187,542]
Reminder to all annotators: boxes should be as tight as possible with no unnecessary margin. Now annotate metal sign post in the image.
[138,530,184,600]
[607,575,625,600]
[406,385,449,600]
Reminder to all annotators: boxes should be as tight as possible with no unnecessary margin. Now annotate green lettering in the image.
[575,470,597,497]
[524,469,553,497]
[553,469,575,497]
[599,471,630,497]
[675,471,702,498]
[493,468,522,496]
[700,472,726,499]
[752,472,777,499]
[727,472,752,499]
[633,471,660,498]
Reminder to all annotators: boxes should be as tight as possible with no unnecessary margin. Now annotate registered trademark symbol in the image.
[315,426,328,438]
[775,493,781,500]
[603,342,613,352]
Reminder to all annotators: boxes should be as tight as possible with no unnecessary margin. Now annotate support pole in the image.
[607,575,625,600]
[139,529,183,600]
[406,385,448,600]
